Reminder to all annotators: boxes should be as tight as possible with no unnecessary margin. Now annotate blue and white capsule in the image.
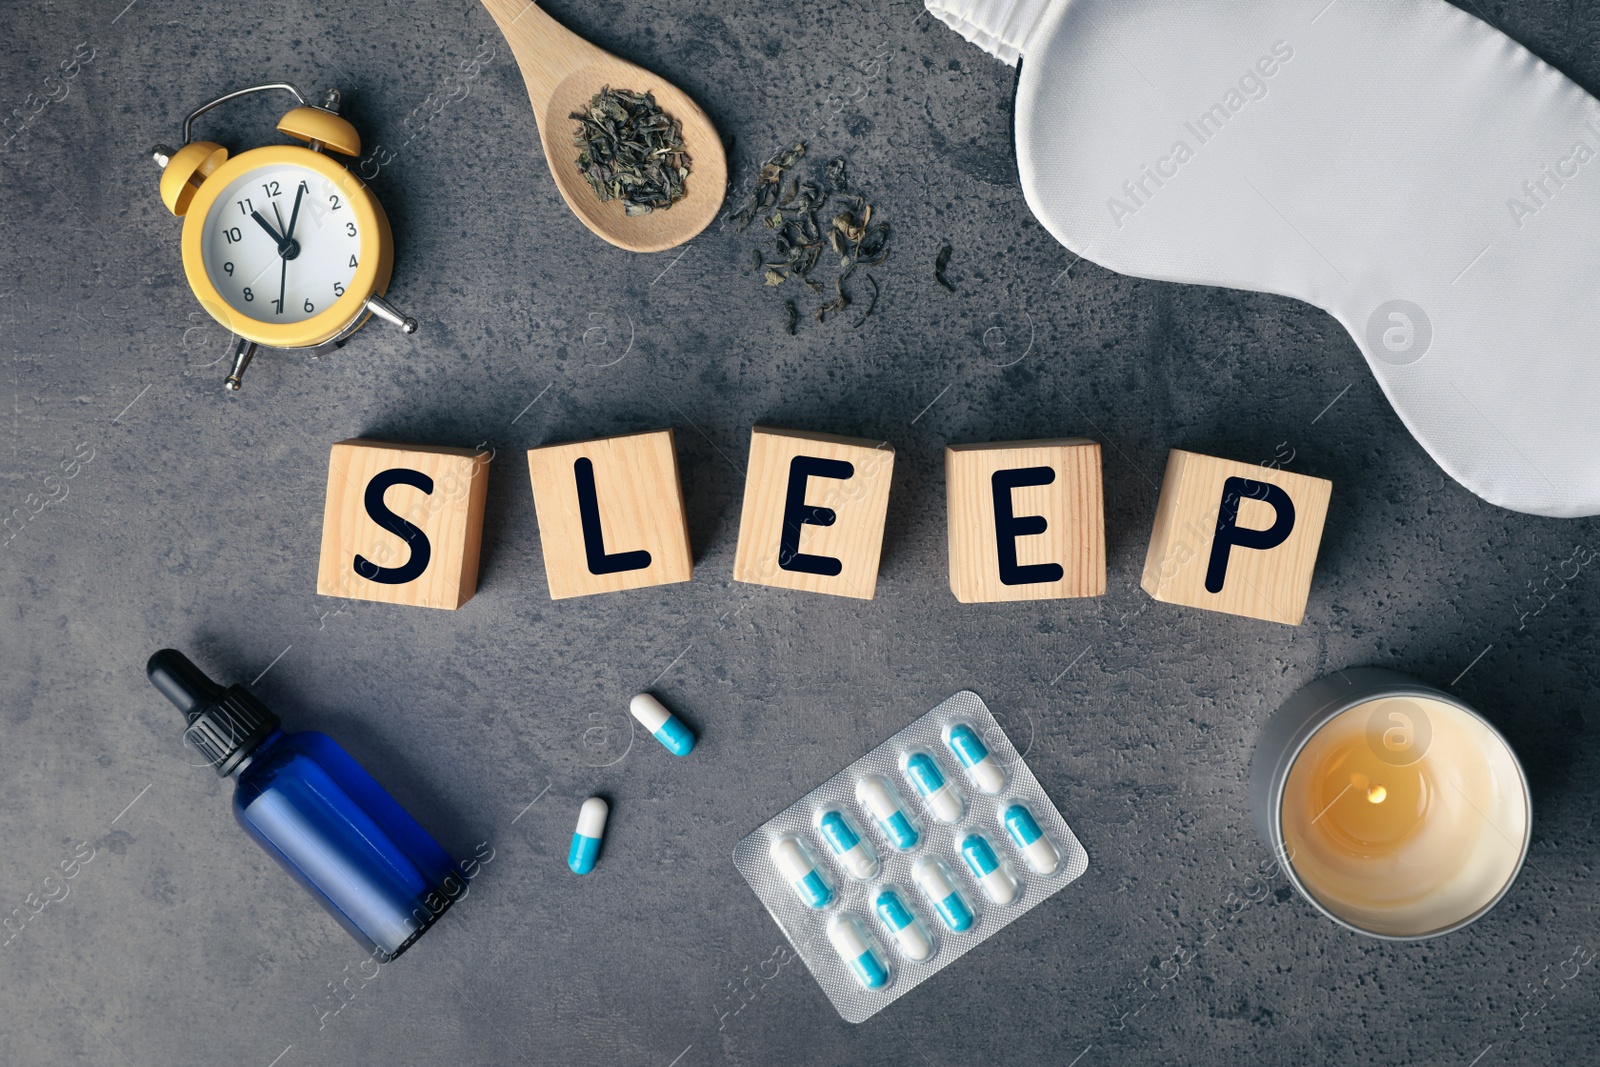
[856,776,920,851]
[629,692,695,756]
[873,888,934,962]
[817,810,879,880]
[913,859,975,933]
[827,914,891,991]
[945,722,1005,794]
[771,836,832,909]
[1003,802,1061,875]
[567,797,608,875]
[960,833,1019,905]
[902,751,965,823]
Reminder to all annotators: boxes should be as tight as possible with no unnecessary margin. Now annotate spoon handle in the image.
[480,0,601,118]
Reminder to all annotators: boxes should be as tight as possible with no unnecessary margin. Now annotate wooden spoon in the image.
[481,0,726,253]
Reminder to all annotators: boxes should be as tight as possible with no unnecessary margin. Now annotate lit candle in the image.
[1251,669,1530,939]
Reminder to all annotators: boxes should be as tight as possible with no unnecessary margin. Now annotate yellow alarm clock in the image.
[151,83,415,391]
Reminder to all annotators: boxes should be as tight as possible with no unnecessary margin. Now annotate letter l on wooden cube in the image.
[525,429,693,599]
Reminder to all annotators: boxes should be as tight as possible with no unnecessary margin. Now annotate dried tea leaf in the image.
[784,300,798,335]
[858,223,890,265]
[935,242,955,291]
[770,142,806,169]
[764,269,786,286]
[825,156,848,192]
[814,275,852,322]
[852,274,879,328]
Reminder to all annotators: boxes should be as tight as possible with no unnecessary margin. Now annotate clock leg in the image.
[364,294,418,335]
[223,336,258,392]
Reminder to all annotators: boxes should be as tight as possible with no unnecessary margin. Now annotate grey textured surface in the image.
[1,0,1597,1064]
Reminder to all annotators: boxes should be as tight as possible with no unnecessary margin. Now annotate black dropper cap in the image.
[147,649,280,776]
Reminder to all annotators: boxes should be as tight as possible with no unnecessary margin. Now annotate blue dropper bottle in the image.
[148,649,461,960]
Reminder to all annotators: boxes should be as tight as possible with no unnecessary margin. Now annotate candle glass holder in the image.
[1249,668,1530,940]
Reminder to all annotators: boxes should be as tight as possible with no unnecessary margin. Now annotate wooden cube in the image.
[732,427,895,600]
[946,439,1106,603]
[1141,449,1332,625]
[317,439,491,610]
[525,429,693,600]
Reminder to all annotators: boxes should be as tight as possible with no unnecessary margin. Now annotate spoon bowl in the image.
[482,0,726,253]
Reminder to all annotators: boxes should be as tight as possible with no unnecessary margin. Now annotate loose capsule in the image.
[827,915,890,991]
[817,810,879,879]
[566,797,608,875]
[873,888,934,962]
[961,833,1019,905]
[857,777,920,851]
[1003,803,1061,875]
[629,692,695,756]
[946,723,1005,794]
[770,836,832,909]
[902,751,965,823]
[913,859,975,933]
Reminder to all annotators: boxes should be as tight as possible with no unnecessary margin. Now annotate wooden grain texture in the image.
[732,426,895,600]
[1141,449,1332,626]
[946,439,1106,603]
[479,0,727,253]
[316,439,491,610]
[526,429,692,600]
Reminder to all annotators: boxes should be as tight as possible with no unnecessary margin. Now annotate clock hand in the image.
[284,183,305,244]
[272,186,306,318]
[250,210,286,250]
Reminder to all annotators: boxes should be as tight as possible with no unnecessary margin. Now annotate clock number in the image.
[329,194,341,211]
[242,287,254,302]
[222,262,234,276]
[304,298,315,313]
[349,254,359,268]
[223,226,242,244]
[345,221,357,237]
[333,282,345,296]
[236,196,253,215]
[262,180,281,198]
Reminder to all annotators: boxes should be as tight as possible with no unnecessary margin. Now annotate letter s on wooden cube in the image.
[316,439,491,610]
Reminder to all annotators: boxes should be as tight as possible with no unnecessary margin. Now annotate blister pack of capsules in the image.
[733,691,1088,1022]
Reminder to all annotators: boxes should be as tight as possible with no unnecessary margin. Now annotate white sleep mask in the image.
[929,0,1600,517]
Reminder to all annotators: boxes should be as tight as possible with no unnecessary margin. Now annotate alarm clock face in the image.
[200,163,362,324]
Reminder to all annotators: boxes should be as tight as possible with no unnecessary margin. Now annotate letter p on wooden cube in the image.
[525,429,693,599]
[317,439,491,610]
[946,439,1106,603]
[1141,449,1332,625]
[733,427,895,599]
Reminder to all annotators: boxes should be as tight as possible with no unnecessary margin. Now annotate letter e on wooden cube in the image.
[946,438,1106,603]
[732,427,895,599]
